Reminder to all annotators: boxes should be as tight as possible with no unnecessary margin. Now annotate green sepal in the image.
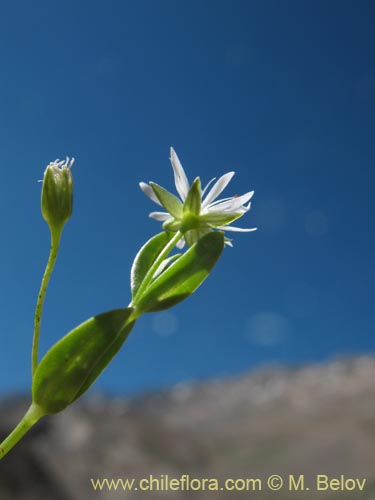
[130,232,173,299]
[32,307,136,414]
[163,218,181,231]
[149,182,183,219]
[135,231,224,313]
[200,210,243,226]
[184,227,211,247]
[183,177,201,216]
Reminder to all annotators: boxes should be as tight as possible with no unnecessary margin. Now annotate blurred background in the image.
[0,1,374,498]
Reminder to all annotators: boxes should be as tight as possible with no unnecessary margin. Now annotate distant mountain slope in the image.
[0,356,374,499]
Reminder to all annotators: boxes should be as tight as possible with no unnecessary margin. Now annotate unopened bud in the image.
[41,157,74,230]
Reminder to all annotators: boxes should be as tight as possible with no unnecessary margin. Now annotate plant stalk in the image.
[32,226,62,377]
[0,404,44,460]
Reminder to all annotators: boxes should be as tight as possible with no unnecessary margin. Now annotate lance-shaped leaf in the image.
[131,232,173,299]
[32,308,136,414]
[135,231,224,313]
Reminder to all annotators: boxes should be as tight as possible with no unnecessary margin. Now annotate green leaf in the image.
[135,231,224,313]
[32,308,136,414]
[130,232,173,299]
[150,182,183,219]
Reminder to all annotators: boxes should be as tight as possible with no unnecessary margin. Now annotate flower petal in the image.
[202,196,234,210]
[140,182,162,206]
[201,177,216,197]
[217,225,257,232]
[176,237,186,249]
[149,211,170,221]
[170,147,190,201]
[202,171,235,208]
[227,191,254,211]
[207,191,254,213]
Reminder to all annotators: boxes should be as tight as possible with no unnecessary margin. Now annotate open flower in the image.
[140,147,256,248]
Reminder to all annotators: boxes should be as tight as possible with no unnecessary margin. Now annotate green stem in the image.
[132,231,182,306]
[32,226,63,377]
[0,404,44,460]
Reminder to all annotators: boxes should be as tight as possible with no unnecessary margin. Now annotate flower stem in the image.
[0,404,44,460]
[32,226,63,377]
[132,231,182,306]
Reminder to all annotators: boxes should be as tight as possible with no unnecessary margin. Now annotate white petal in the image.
[207,191,254,213]
[140,182,162,206]
[149,211,170,221]
[170,147,190,201]
[217,225,257,232]
[201,177,216,197]
[202,196,234,211]
[206,199,236,212]
[176,237,186,249]
[202,171,235,208]
[229,191,254,210]
[227,202,251,216]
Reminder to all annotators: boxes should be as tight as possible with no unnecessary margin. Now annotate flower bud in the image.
[41,158,74,230]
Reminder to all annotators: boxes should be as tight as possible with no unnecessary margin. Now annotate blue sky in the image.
[0,1,374,396]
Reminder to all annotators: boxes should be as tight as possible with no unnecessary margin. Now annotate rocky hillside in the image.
[0,356,374,499]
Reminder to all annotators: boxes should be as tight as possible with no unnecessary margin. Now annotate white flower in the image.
[140,147,257,248]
